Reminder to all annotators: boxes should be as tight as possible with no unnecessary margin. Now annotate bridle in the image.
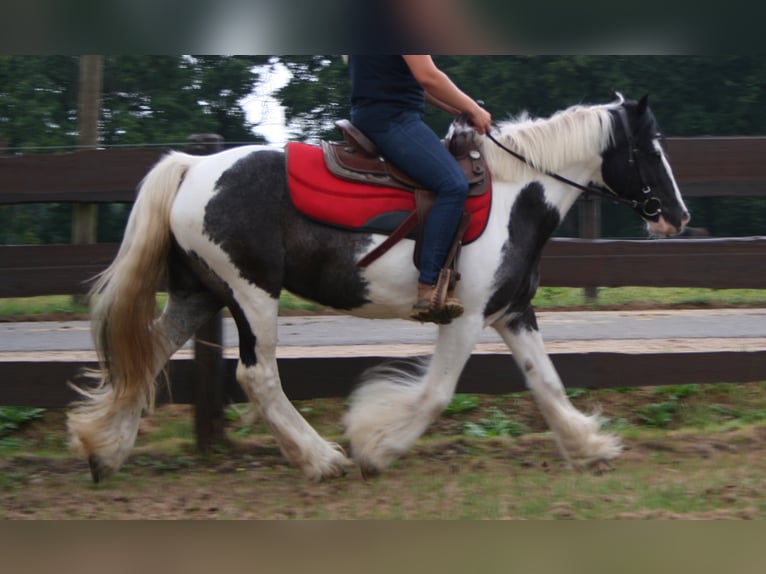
[485,106,664,220]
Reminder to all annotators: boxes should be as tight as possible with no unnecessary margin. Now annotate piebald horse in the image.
[68,93,689,482]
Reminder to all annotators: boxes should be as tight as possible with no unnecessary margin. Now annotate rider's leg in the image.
[356,111,469,322]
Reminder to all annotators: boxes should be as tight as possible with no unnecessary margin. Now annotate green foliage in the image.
[637,386,702,427]
[277,56,351,143]
[225,404,259,438]
[100,55,271,147]
[0,204,73,245]
[0,56,79,152]
[565,387,589,399]
[445,394,481,415]
[653,384,702,400]
[0,56,273,154]
[0,407,45,438]
[463,407,529,438]
[278,56,766,139]
[637,401,678,428]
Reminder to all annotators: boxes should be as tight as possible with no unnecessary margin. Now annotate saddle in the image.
[323,119,489,197]
[322,119,490,272]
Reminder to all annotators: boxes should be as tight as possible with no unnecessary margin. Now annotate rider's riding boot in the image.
[410,281,464,324]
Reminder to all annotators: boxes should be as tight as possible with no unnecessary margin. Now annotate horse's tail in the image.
[85,151,199,408]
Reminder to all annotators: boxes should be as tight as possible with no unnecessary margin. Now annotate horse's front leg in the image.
[493,306,622,470]
[344,312,484,475]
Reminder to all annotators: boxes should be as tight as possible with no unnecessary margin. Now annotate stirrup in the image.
[410,300,463,325]
[410,269,464,324]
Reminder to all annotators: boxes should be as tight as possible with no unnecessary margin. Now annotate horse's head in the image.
[600,93,690,236]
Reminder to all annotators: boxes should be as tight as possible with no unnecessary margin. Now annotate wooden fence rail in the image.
[2,237,766,298]
[2,137,766,204]
[3,351,766,409]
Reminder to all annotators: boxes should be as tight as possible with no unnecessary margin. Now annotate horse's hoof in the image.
[88,455,108,484]
[359,464,380,481]
[589,458,615,475]
[326,466,347,480]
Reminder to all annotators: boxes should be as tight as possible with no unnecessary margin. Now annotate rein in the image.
[484,107,662,219]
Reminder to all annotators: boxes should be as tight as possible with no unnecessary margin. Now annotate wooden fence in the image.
[1,137,766,449]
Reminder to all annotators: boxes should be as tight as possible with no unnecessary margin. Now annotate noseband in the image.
[486,106,663,220]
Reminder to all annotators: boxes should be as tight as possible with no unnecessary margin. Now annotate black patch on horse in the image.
[171,244,258,367]
[483,182,560,319]
[202,149,372,311]
[507,305,539,333]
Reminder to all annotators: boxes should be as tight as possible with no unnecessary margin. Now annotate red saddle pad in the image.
[285,142,491,244]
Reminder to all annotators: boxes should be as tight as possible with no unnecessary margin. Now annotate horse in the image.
[67,93,689,482]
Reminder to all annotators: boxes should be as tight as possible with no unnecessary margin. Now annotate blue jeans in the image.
[353,111,469,286]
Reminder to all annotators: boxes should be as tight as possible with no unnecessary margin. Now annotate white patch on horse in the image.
[655,138,689,221]
[353,238,421,318]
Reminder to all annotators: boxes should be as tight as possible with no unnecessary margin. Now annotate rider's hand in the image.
[468,104,492,135]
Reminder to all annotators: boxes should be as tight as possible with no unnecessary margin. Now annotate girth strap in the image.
[356,210,419,268]
[357,199,472,278]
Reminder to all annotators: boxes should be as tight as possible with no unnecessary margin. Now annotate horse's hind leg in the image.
[228,284,350,481]
[493,308,622,470]
[68,274,222,482]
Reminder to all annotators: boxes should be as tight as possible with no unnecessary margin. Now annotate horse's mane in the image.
[479,102,617,183]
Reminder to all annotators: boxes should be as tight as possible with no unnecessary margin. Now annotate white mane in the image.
[479,102,617,183]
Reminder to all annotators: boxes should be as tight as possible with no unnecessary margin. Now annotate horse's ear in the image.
[637,93,649,114]
[611,89,625,104]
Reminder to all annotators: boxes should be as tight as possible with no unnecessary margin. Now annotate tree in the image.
[0,55,274,154]
[99,55,272,146]
[0,56,80,153]
[277,55,351,143]
[276,56,766,138]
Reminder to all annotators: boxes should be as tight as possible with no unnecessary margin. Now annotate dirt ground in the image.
[3,383,766,519]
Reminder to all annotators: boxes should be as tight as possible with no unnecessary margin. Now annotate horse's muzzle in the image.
[647,213,688,236]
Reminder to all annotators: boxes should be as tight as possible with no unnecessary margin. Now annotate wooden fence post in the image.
[186,133,226,452]
[72,55,103,305]
[579,194,601,302]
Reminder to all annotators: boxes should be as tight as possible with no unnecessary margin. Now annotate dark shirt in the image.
[349,55,425,129]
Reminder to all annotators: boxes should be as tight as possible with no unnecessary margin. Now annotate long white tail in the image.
[90,151,198,405]
[67,151,200,476]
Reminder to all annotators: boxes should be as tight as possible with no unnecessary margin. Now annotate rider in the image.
[348,55,492,324]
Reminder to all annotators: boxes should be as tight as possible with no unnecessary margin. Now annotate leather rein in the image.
[484,106,663,220]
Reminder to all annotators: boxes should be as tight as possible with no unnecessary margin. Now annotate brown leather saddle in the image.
[322,119,489,196]
[322,119,490,271]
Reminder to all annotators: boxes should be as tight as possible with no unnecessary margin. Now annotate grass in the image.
[1,287,766,319]
[0,295,91,317]
[532,286,766,308]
